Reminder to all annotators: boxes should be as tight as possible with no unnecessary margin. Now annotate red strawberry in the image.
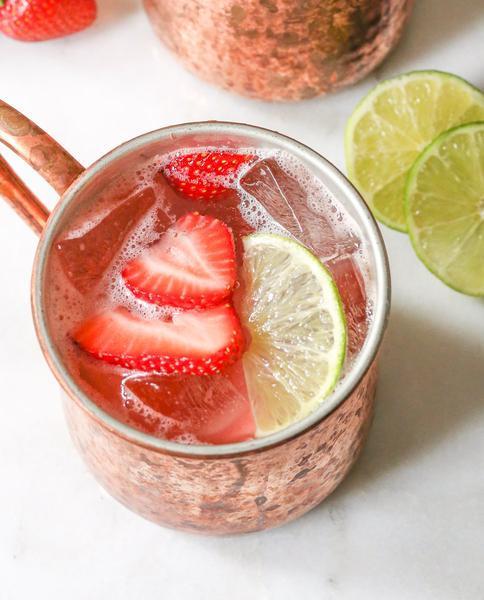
[0,0,96,42]
[122,212,237,309]
[72,304,244,376]
[162,151,255,201]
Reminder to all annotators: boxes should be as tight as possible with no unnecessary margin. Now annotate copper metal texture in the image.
[64,363,377,534]
[143,0,414,101]
[1,108,390,534]
[0,100,83,194]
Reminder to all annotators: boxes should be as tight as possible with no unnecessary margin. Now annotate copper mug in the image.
[0,100,390,534]
[144,0,414,101]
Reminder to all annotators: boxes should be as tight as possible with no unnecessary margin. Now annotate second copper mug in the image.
[0,100,390,534]
[144,0,414,101]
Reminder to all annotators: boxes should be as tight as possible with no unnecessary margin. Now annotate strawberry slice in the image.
[72,304,244,375]
[162,151,255,201]
[122,212,237,309]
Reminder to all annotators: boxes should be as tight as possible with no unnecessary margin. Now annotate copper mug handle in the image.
[0,100,84,235]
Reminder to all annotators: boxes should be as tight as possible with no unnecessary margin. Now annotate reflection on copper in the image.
[0,155,48,235]
[0,98,85,234]
[0,99,83,195]
[144,0,414,101]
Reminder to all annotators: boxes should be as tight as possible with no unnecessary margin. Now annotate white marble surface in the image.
[1,1,483,598]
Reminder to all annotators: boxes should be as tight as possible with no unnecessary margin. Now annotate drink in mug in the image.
[45,145,373,446]
[1,101,388,532]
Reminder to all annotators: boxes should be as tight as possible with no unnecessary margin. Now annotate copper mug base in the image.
[0,101,390,534]
[143,0,414,102]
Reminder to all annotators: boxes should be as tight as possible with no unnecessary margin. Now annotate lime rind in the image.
[405,121,484,296]
[241,233,347,436]
[345,70,484,232]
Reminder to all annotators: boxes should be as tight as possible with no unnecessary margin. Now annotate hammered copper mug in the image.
[0,100,390,534]
[144,0,414,101]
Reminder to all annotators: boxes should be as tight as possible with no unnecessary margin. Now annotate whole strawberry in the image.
[0,0,97,42]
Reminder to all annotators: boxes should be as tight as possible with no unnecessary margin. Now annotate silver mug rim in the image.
[32,121,391,457]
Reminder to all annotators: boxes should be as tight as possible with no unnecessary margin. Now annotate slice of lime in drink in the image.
[405,122,484,296]
[345,71,484,231]
[240,233,347,437]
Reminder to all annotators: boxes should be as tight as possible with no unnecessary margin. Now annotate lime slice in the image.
[405,122,484,296]
[345,71,484,231]
[240,233,346,436]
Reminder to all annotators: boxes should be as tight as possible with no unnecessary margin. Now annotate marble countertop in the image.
[1,1,483,598]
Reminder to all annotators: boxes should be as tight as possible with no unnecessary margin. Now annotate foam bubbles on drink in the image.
[237,193,292,237]
[64,206,114,240]
[45,262,85,346]
[101,204,180,321]
[172,432,201,445]
[272,149,363,253]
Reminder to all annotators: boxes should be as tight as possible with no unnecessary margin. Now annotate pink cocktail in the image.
[45,144,371,445]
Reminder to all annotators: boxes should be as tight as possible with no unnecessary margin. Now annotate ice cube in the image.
[202,190,255,256]
[77,354,129,420]
[240,158,340,259]
[56,187,156,293]
[241,158,368,355]
[154,166,254,255]
[151,171,188,234]
[123,363,255,444]
[327,256,368,356]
